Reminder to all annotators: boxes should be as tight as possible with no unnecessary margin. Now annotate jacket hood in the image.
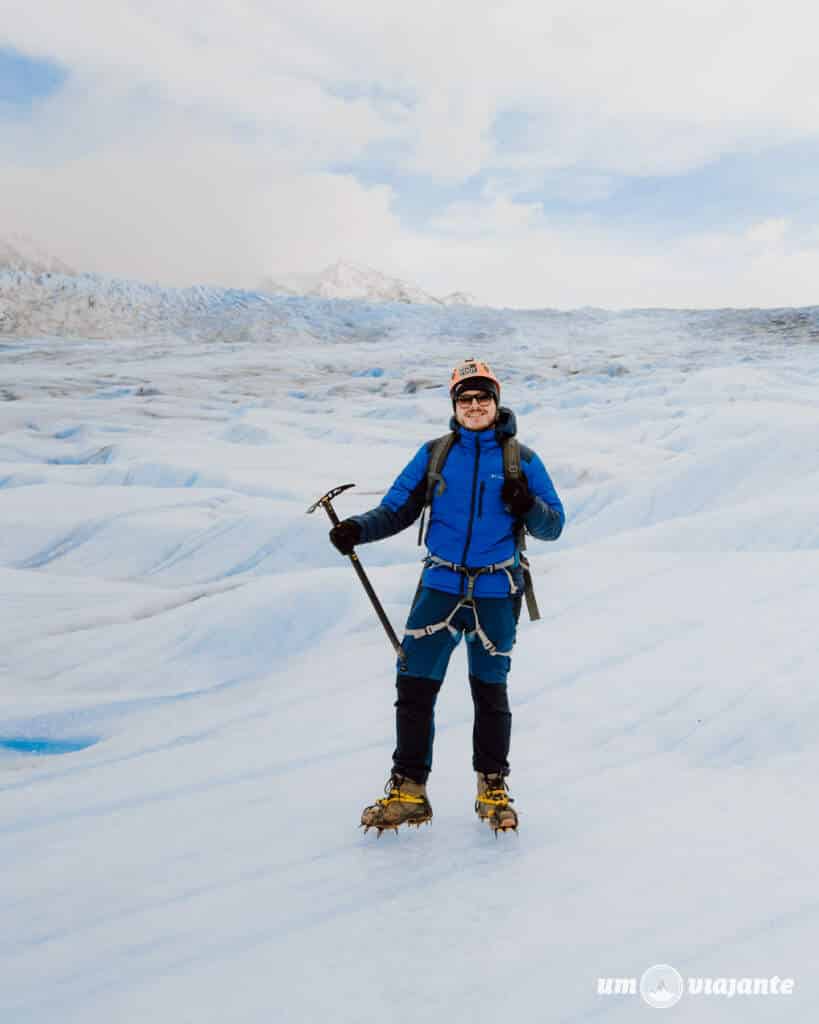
[448,405,518,440]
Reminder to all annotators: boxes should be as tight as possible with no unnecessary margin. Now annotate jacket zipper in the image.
[478,481,485,518]
[459,443,481,586]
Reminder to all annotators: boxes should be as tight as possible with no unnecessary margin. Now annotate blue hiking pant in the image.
[393,587,520,783]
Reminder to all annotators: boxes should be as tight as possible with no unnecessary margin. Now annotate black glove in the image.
[329,519,361,555]
[501,477,534,517]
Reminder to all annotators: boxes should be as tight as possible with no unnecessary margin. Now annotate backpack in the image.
[415,431,541,621]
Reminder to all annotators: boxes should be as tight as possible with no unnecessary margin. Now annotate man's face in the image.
[454,389,497,431]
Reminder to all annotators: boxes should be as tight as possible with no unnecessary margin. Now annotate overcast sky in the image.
[2,2,819,308]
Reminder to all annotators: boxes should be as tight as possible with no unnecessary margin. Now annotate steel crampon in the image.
[475,782,519,836]
[361,818,432,838]
[360,779,432,836]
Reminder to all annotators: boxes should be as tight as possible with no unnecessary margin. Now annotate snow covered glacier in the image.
[1,273,819,1022]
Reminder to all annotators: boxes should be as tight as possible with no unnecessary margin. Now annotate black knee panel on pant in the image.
[395,675,442,713]
[469,675,510,714]
[469,675,511,776]
[393,675,442,783]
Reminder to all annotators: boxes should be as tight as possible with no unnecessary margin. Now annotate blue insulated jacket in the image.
[351,408,565,598]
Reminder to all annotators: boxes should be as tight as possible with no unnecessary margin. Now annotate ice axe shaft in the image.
[307,484,406,666]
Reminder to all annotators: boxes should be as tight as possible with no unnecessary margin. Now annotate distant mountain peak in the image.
[0,233,74,275]
[440,291,479,307]
[258,260,476,307]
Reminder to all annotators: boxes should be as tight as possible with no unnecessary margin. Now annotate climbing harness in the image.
[405,554,520,657]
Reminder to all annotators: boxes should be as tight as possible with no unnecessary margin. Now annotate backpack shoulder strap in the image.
[501,436,521,481]
[417,432,458,545]
[501,435,541,621]
[501,436,524,552]
[425,432,458,501]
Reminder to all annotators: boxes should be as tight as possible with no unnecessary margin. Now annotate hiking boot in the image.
[475,772,518,834]
[360,773,433,836]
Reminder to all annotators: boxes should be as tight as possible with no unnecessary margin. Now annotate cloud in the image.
[429,191,543,237]
[0,118,403,287]
[391,197,819,310]
[10,2,819,175]
[746,218,789,244]
[3,1,819,305]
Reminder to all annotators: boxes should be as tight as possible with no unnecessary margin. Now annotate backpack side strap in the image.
[519,553,540,621]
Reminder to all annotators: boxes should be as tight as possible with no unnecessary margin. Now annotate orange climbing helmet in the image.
[448,359,501,403]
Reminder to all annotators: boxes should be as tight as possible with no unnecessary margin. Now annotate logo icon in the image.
[640,964,684,1009]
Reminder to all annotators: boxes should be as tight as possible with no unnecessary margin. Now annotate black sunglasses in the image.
[455,390,495,408]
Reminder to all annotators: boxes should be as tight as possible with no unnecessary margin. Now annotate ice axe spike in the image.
[307,483,407,667]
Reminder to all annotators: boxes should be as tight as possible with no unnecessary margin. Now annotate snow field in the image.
[1,308,819,1022]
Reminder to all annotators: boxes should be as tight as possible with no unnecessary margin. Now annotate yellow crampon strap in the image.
[477,789,510,807]
[378,790,426,807]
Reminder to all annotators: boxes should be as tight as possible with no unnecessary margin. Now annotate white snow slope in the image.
[2,291,819,1023]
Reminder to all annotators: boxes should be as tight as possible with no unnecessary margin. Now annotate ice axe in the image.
[307,483,407,667]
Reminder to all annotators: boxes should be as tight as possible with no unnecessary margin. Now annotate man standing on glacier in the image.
[329,359,565,834]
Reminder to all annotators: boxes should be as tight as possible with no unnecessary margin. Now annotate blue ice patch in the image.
[0,736,96,755]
